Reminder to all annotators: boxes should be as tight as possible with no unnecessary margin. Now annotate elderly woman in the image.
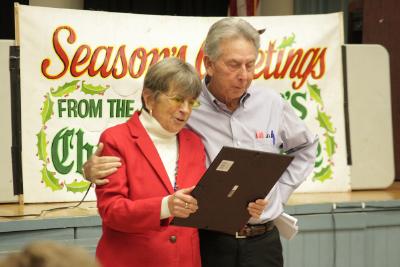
[95,57,205,267]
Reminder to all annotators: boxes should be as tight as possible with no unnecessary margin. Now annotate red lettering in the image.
[41,26,76,79]
[111,45,128,79]
[262,41,277,80]
[86,46,113,77]
[280,49,303,79]
[252,40,327,90]
[172,45,187,61]
[292,48,320,89]
[273,50,286,79]
[41,26,189,80]
[147,48,170,66]
[311,48,326,79]
[253,50,265,79]
[195,44,206,79]
[129,48,147,78]
[70,45,91,77]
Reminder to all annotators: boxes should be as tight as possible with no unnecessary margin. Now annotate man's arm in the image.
[278,101,318,203]
[85,144,267,219]
[83,143,121,185]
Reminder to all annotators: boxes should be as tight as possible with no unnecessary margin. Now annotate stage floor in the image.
[288,181,400,205]
[1,182,400,222]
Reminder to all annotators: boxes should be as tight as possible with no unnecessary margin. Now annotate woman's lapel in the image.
[127,112,174,194]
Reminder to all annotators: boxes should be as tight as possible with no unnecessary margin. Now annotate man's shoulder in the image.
[247,85,284,109]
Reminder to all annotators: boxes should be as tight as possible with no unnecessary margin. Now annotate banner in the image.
[18,5,349,202]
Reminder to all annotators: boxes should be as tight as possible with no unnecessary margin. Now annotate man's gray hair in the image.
[143,57,202,98]
[204,17,260,61]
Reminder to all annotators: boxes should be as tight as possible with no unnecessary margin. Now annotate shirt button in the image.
[169,235,177,243]
[237,141,241,146]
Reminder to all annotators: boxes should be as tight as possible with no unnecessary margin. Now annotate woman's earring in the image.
[149,109,153,116]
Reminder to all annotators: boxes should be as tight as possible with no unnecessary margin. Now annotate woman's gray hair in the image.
[143,57,202,99]
[204,17,260,61]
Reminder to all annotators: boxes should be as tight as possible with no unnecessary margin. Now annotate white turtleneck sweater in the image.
[139,110,177,219]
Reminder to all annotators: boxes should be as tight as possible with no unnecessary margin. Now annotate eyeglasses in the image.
[160,92,201,109]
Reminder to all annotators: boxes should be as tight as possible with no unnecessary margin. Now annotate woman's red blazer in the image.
[96,112,205,267]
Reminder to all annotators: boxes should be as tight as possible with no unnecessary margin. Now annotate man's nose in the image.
[237,65,247,79]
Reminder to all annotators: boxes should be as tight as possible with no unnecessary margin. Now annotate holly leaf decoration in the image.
[41,166,62,191]
[316,109,335,133]
[325,134,337,159]
[65,180,91,193]
[314,158,323,168]
[316,141,322,156]
[307,83,324,106]
[313,165,333,182]
[280,90,291,100]
[41,93,54,125]
[81,81,109,95]
[314,142,323,168]
[277,33,296,49]
[36,128,47,162]
[50,80,80,97]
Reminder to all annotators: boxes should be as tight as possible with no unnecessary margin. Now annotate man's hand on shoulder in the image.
[82,143,121,185]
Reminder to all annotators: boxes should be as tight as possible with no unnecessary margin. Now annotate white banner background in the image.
[18,5,349,203]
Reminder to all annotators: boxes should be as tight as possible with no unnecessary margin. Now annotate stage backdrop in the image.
[18,5,349,202]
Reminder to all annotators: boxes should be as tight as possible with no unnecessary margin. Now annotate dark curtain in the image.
[0,0,29,40]
[293,0,345,15]
[293,0,354,43]
[84,0,229,16]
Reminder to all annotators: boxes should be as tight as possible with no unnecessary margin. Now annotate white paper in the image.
[274,212,299,240]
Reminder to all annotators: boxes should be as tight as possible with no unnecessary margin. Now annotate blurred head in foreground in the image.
[0,241,99,267]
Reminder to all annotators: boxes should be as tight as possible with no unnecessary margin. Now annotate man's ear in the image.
[142,88,154,110]
[204,56,214,77]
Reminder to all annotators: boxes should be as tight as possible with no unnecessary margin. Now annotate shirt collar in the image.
[202,76,251,112]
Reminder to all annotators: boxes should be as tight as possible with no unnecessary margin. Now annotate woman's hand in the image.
[247,199,268,219]
[168,186,198,218]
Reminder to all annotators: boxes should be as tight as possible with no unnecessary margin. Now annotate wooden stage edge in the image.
[1,182,400,222]
[288,181,400,205]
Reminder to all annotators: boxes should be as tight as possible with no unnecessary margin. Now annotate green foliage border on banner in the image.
[277,34,337,182]
[36,80,109,193]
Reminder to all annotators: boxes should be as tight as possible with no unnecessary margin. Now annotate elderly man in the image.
[84,17,317,267]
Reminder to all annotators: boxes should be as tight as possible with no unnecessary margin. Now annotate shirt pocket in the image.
[253,139,277,153]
